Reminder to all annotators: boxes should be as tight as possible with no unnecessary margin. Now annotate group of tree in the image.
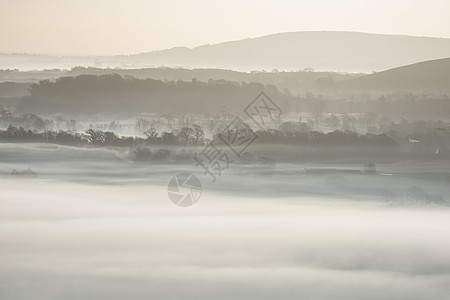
[0,111,53,131]
[17,74,288,114]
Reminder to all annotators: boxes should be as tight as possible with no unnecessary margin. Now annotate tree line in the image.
[0,123,407,149]
[2,123,450,161]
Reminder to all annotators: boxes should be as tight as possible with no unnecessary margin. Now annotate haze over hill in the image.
[2,31,450,72]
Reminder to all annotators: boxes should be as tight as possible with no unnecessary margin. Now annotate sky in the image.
[1,0,449,56]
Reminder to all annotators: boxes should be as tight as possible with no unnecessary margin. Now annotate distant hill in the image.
[344,57,450,90]
[130,31,450,72]
[2,31,450,72]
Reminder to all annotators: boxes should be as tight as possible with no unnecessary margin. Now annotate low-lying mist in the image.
[1,177,450,300]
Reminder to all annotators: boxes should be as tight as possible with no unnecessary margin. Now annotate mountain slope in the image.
[344,57,450,90]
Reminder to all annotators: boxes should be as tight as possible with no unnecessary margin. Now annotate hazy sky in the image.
[1,0,449,56]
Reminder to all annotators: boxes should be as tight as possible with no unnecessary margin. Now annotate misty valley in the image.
[1,16,450,300]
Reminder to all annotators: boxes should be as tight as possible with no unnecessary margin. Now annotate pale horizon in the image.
[1,0,449,56]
